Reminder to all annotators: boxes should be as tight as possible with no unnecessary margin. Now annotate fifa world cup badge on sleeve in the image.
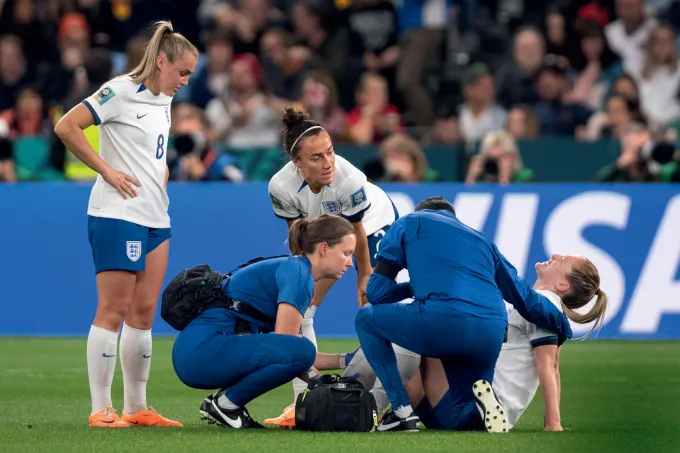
[270,194,284,210]
[351,187,366,208]
[126,241,142,262]
[94,87,116,106]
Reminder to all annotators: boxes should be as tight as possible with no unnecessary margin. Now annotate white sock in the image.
[120,323,152,414]
[371,381,391,416]
[293,305,318,402]
[217,392,239,411]
[395,405,414,418]
[87,325,119,414]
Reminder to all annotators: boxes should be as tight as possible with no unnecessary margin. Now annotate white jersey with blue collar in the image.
[268,155,396,234]
[82,75,173,229]
[492,290,563,429]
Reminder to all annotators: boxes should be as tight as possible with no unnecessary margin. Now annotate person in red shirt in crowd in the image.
[347,72,403,145]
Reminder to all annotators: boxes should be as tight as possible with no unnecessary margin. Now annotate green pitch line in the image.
[0,338,678,453]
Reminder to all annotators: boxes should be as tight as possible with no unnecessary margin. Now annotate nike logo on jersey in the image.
[142,354,152,358]
[137,113,148,119]
[102,353,116,358]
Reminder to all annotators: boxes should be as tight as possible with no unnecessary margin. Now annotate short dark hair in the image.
[414,196,456,215]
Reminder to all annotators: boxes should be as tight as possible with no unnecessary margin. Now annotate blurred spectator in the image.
[395,0,450,128]
[635,24,680,128]
[431,109,461,145]
[465,130,534,184]
[604,0,656,76]
[190,30,234,109]
[544,7,579,67]
[569,20,624,111]
[0,87,51,139]
[201,0,275,56]
[346,0,400,105]
[505,105,540,140]
[168,108,245,182]
[260,27,309,103]
[579,94,645,141]
[496,27,545,109]
[370,133,438,182]
[0,0,55,65]
[292,0,351,108]
[347,72,403,145]
[533,61,593,136]
[595,123,680,181]
[39,12,91,106]
[205,53,279,149]
[609,73,640,103]
[123,32,151,74]
[0,34,33,111]
[299,70,347,141]
[61,47,113,111]
[458,63,507,145]
[0,134,16,182]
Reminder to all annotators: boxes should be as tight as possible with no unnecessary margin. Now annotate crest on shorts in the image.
[126,241,142,262]
[322,200,341,214]
[350,187,366,207]
[93,87,115,106]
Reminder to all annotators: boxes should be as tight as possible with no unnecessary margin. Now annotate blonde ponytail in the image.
[562,260,609,339]
[127,20,198,84]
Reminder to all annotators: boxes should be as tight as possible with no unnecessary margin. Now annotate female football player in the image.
[265,106,399,425]
[54,21,198,428]
[172,215,356,429]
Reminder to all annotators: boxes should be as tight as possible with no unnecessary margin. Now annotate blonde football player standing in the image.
[54,21,198,428]
[264,107,399,426]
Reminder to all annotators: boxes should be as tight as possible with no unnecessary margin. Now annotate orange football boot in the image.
[89,407,130,428]
[122,407,183,427]
[264,403,296,428]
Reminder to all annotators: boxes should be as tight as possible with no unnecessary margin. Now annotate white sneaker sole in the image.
[473,379,508,433]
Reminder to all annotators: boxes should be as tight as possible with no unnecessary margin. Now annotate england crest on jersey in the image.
[322,201,341,214]
[126,241,142,262]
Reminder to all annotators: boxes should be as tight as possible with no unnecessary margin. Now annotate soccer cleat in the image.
[200,394,214,421]
[122,407,183,427]
[202,398,264,429]
[263,403,296,427]
[88,407,130,428]
[472,379,508,433]
[376,409,420,432]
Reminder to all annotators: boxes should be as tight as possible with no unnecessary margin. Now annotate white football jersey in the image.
[82,76,172,228]
[268,155,396,235]
[492,290,563,429]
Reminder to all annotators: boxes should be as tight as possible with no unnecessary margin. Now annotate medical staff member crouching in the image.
[172,214,357,429]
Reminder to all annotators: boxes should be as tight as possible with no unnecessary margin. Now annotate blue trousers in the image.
[355,300,506,430]
[172,318,316,407]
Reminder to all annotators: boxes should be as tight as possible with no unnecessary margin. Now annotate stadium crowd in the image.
[1,0,680,184]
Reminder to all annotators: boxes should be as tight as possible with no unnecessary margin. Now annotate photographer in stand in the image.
[595,123,680,183]
[168,111,245,183]
[465,130,534,184]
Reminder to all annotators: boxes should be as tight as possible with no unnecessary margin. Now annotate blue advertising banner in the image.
[1,183,679,339]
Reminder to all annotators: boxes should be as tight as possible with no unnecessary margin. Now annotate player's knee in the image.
[355,305,375,331]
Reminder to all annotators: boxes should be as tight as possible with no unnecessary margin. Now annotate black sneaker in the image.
[472,379,508,433]
[204,396,264,429]
[376,409,420,432]
[199,394,214,422]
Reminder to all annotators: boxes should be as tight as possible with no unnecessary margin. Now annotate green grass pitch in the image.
[1,338,679,452]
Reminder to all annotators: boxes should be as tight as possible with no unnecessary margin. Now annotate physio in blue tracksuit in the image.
[355,197,573,432]
[172,214,356,429]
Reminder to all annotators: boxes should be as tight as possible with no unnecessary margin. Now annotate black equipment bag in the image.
[295,375,378,432]
[161,255,289,331]
[161,264,226,331]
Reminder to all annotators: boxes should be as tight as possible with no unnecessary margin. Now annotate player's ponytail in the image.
[127,20,198,84]
[288,215,355,256]
[562,259,608,339]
